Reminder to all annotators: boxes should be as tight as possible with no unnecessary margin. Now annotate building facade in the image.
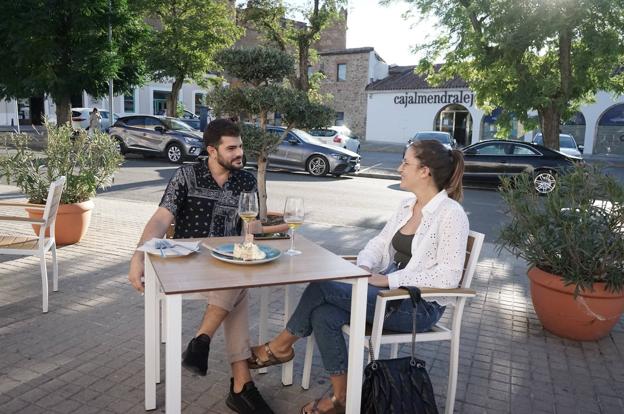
[365,65,624,156]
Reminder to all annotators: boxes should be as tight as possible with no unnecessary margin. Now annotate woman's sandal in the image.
[301,394,345,414]
[247,342,295,369]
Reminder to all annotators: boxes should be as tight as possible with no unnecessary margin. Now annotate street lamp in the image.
[108,0,114,120]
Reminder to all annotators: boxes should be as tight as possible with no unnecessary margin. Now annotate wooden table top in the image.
[148,235,371,294]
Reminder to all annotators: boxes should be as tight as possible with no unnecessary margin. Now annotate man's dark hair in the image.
[203,118,241,148]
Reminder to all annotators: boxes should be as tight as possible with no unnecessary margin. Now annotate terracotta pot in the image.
[26,200,95,246]
[527,267,624,341]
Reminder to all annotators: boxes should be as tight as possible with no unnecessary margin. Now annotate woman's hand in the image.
[368,274,389,287]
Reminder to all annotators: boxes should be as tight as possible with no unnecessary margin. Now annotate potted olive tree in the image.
[209,46,334,225]
[497,164,624,340]
[1,124,123,245]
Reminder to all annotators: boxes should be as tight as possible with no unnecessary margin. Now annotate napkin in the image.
[137,238,200,257]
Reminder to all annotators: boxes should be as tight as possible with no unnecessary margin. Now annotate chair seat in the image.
[0,235,39,250]
[342,322,450,338]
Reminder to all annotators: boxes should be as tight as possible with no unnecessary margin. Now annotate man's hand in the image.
[248,219,263,235]
[128,251,145,293]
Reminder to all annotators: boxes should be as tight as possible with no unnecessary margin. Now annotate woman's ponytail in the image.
[446,149,464,202]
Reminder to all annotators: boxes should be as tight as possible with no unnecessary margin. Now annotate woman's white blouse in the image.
[356,190,469,304]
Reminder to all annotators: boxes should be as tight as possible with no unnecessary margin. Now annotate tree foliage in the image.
[396,0,624,149]
[0,0,148,125]
[142,0,242,116]
[242,0,346,92]
[209,46,333,220]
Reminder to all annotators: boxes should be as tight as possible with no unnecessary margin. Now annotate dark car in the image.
[108,115,204,163]
[246,126,360,177]
[462,140,580,193]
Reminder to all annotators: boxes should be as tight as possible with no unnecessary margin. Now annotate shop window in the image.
[307,65,313,78]
[153,91,170,115]
[335,111,345,126]
[596,104,624,156]
[124,93,135,113]
[337,64,346,81]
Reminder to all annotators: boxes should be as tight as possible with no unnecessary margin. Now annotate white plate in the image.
[141,239,200,257]
[207,243,282,265]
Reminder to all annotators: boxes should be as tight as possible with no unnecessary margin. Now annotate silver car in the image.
[532,133,583,158]
[108,115,204,163]
[246,126,360,177]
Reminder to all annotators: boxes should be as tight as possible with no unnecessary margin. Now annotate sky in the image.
[345,0,434,65]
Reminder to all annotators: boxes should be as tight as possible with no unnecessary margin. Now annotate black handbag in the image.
[361,286,439,414]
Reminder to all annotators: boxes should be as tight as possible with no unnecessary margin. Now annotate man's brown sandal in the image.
[301,394,345,414]
[247,342,295,369]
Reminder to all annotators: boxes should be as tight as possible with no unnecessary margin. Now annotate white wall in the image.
[366,89,485,144]
[368,52,388,83]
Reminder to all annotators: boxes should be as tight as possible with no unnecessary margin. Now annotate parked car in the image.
[71,107,119,131]
[307,126,361,153]
[108,115,204,163]
[462,140,580,193]
[246,126,361,177]
[532,133,584,158]
[409,131,457,149]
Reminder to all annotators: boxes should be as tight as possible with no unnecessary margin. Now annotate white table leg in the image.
[258,287,270,375]
[345,277,367,414]
[144,254,157,410]
[165,294,182,414]
[281,284,294,386]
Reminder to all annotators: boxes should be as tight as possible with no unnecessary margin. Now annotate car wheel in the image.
[112,136,126,155]
[166,143,184,163]
[306,155,329,176]
[533,170,557,194]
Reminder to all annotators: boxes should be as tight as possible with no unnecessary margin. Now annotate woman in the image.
[249,140,469,414]
[88,108,101,135]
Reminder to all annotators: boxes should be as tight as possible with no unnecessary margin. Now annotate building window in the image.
[194,93,206,116]
[124,93,135,113]
[307,65,313,78]
[337,63,346,81]
[153,91,170,115]
[335,111,344,126]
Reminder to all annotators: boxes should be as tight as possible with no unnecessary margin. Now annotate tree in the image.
[242,0,346,92]
[142,0,242,117]
[0,0,148,125]
[209,47,334,220]
[396,0,624,150]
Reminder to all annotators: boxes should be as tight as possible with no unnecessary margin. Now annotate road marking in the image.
[357,163,383,173]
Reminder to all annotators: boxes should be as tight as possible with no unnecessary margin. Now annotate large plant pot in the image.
[26,200,95,246]
[527,267,624,341]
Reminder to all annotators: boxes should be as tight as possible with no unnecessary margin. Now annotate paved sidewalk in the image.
[0,188,623,414]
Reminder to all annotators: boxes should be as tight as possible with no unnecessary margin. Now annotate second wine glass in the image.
[238,192,259,244]
[283,197,304,256]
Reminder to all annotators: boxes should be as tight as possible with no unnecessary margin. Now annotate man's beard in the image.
[216,153,243,171]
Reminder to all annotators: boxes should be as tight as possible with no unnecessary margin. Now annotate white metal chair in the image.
[300,230,484,414]
[0,177,66,313]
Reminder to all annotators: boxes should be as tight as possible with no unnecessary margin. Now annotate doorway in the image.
[434,104,472,146]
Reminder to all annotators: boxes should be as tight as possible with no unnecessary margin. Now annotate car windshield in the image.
[162,118,193,131]
[559,135,577,149]
[292,129,324,145]
[414,132,451,144]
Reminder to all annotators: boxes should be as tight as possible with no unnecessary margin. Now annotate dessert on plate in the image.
[233,243,266,261]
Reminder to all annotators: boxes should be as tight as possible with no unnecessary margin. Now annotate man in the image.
[128,119,274,414]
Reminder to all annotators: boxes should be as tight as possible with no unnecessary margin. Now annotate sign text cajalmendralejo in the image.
[394,90,475,107]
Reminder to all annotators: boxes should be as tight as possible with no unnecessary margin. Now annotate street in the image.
[99,156,508,240]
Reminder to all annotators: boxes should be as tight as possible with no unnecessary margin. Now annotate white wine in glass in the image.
[238,192,259,244]
[283,197,304,256]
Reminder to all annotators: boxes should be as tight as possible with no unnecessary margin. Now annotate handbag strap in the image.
[368,286,422,365]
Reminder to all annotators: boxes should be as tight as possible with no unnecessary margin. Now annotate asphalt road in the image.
[98,155,508,240]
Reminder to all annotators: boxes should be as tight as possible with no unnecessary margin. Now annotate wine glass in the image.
[238,192,258,244]
[283,197,304,256]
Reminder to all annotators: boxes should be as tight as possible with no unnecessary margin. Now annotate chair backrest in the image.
[40,177,66,240]
[459,230,485,289]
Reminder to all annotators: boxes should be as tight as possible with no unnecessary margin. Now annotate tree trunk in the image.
[298,39,310,91]
[539,105,561,151]
[167,77,185,117]
[54,94,72,126]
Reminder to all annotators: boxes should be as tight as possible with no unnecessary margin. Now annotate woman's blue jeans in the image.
[285,280,445,376]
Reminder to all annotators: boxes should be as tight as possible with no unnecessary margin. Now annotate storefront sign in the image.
[393,90,475,108]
